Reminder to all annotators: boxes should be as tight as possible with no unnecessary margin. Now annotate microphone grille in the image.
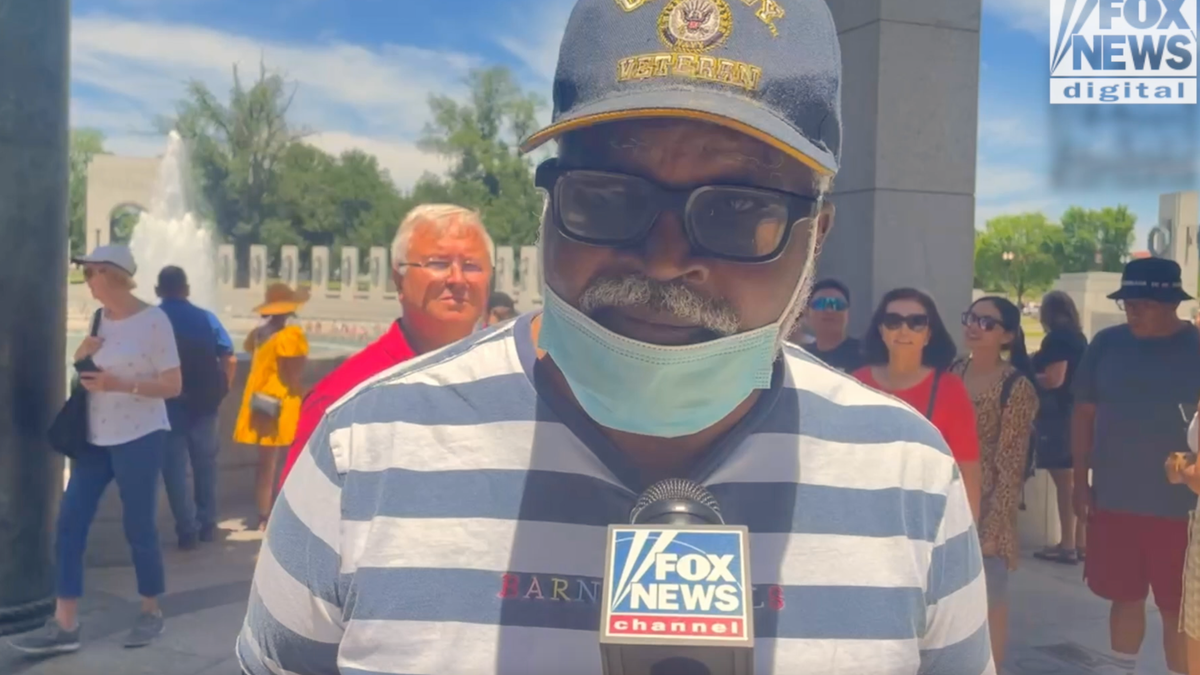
[632,478,721,518]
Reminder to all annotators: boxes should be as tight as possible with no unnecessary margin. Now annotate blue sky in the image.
[70,0,1190,250]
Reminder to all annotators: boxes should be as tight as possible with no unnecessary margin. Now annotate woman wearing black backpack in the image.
[950,295,1038,669]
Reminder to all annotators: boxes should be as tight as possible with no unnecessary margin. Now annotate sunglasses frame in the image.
[881,313,930,331]
[961,311,1001,331]
[534,159,821,264]
[810,296,848,312]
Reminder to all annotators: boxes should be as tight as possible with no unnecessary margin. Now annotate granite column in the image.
[0,0,71,636]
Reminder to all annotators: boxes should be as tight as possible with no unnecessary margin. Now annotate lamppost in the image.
[1002,251,1015,299]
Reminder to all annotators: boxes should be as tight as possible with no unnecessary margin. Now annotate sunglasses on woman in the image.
[961,311,1001,331]
[534,159,821,264]
[881,313,929,331]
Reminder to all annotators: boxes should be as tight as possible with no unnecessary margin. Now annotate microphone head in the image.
[630,478,723,525]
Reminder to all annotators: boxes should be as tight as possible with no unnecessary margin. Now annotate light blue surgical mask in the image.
[538,266,813,438]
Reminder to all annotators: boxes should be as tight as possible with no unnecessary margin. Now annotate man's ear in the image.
[391,268,404,300]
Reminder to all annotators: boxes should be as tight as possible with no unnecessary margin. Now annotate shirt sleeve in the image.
[937,374,980,463]
[1072,331,1104,404]
[275,325,310,359]
[237,414,347,674]
[980,376,1038,547]
[206,310,235,357]
[148,310,181,372]
[1037,332,1072,366]
[918,460,995,674]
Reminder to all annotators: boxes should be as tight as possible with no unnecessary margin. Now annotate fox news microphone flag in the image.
[599,479,754,675]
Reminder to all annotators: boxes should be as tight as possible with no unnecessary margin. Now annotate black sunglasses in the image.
[881,313,929,331]
[534,159,820,264]
[962,311,1001,331]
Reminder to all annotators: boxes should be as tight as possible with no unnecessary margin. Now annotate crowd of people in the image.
[790,258,1200,673]
[10,0,1200,671]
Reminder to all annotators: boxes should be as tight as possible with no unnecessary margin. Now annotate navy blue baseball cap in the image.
[520,0,842,176]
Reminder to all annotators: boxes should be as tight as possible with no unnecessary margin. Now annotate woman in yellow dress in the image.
[233,283,309,529]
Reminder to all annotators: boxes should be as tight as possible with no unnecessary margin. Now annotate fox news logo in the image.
[604,528,749,640]
[1049,0,1197,104]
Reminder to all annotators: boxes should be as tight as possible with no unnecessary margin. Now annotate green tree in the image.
[69,128,108,255]
[1052,205,1136,273]
[974,212,1062,304]
[167,62,306,280]
[418,66,545,247]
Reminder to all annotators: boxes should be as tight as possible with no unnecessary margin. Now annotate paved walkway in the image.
[0,523,1180,674]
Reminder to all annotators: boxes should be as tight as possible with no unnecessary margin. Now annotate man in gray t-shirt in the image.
[1072,257,1200,675]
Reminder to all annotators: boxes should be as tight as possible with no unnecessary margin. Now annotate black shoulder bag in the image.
[47,310,102,458]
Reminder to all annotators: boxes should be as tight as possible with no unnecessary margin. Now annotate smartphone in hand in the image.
[73,356,100,374]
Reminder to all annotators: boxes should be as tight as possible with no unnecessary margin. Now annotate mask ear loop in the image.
[773,206,824,351]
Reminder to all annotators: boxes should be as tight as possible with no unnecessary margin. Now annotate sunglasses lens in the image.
[908,315,929,330]
[556,171,657,244]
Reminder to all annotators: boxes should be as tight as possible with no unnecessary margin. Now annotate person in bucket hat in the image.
[233,282,309,529]
[1076,256,1200,674]
[237,1,992,673]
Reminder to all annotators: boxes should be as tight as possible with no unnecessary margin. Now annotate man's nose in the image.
[639,211,708,284]
[445,261,467,285]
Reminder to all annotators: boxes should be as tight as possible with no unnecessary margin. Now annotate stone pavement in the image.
[0,527,1180,675]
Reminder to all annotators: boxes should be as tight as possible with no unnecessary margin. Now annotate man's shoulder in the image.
[780,344,954,458]
[308,330,412,405]
[325,322,526,422]
[1091,323,1129,346]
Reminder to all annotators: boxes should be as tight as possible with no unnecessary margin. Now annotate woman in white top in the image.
[9,245,181,657]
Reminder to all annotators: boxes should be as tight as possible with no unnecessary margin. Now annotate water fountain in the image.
[128,130,217,311]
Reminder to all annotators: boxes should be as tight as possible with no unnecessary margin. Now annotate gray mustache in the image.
[577,274,740,336]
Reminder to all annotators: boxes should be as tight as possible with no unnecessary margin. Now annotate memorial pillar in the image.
[0,0,70,636]
[819,1,981,334]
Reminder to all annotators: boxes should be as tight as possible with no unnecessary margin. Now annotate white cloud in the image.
[976,163,1044,199]
[495,3,572,83]
[975,198,1056,228]
[305,131,451,189]
[977,113,1048,149]
[70,14,481,187]
[983,0,1048,38]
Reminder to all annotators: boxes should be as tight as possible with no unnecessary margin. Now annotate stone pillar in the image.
[368,247,388,299]
[819,1,981,334]
[517,246,542,311]
[1152,191,1200,319]
[340,247,359,297]
[311,246,329,296]
[217,244,235,291]
[248,244,267,294]
[494,246,517,298]
[279,245,299,287]
[0,0,69,636]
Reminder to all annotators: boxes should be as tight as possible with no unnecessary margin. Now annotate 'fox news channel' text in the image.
[1049,0,1197,104]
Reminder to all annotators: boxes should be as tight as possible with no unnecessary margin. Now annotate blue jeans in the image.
[162,414,219,538]
[56,430,167,598]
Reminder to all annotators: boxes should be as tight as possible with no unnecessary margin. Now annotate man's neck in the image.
[813,332,845,352]
[529,314,754,485]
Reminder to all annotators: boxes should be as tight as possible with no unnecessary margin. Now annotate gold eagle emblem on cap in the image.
[658,0,733,53]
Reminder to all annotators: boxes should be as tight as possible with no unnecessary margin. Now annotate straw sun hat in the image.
[253,282,309,316]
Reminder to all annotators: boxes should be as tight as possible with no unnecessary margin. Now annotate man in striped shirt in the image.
[238,0,993,672]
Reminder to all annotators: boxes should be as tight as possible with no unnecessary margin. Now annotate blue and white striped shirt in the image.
[238,313,993,674]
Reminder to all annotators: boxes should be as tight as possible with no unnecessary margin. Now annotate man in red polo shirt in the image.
[278,204,494,486]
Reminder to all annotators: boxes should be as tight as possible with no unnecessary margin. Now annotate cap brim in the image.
[70,256,134,276]
[519,89,837,176]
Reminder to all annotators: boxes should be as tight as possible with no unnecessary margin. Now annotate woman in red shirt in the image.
[852,287,981,519]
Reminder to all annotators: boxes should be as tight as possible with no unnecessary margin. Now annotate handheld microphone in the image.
[599,479,754,675]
